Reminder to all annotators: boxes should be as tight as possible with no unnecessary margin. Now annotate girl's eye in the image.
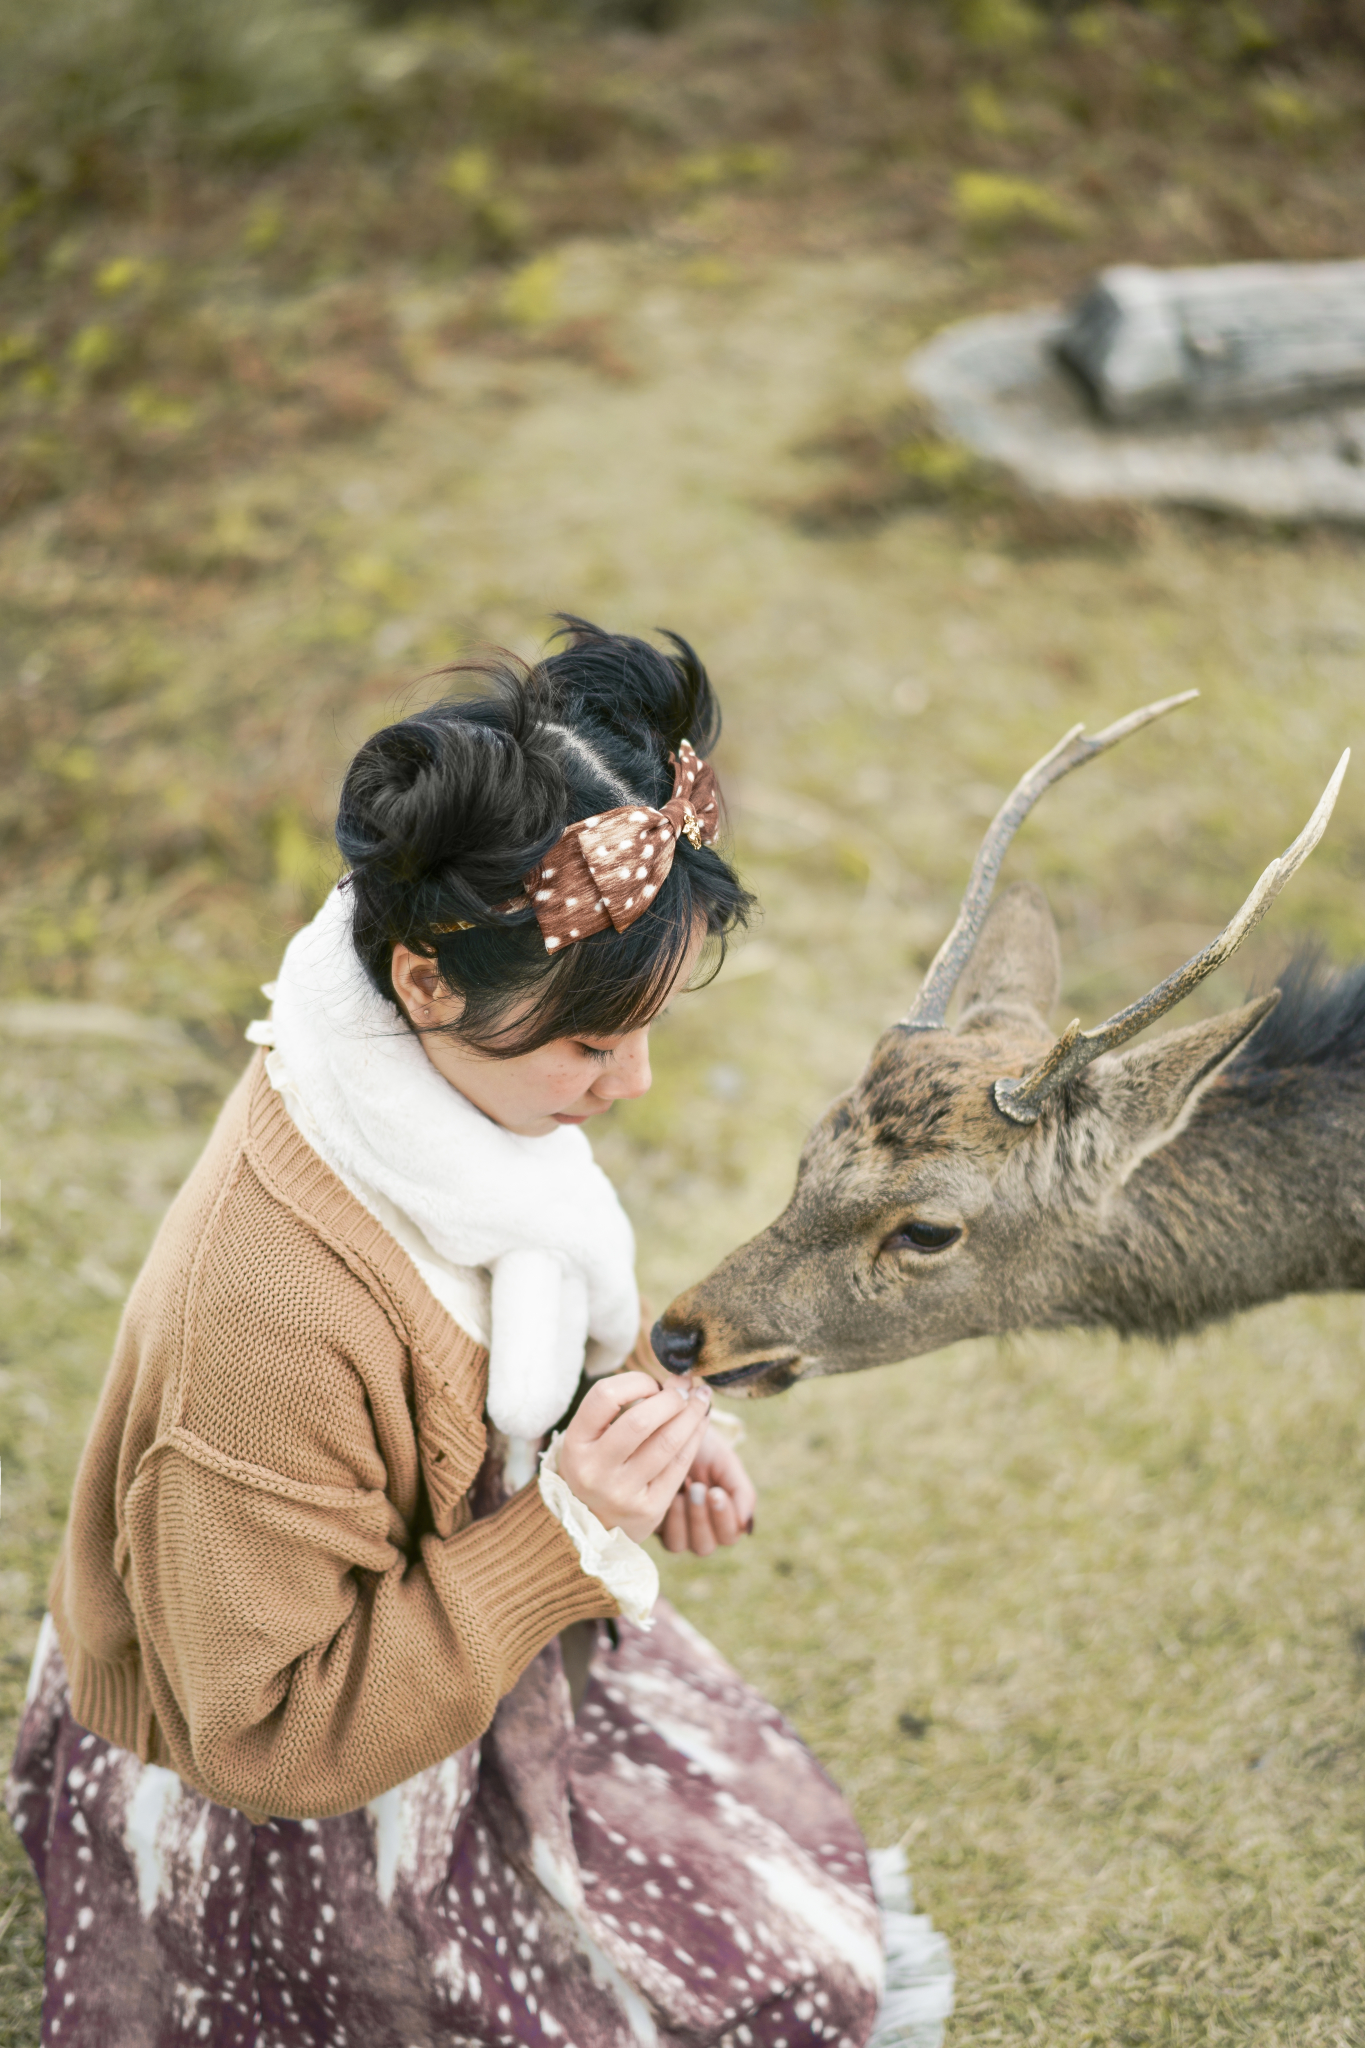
[882,1220,962,1254]
[576,1043,613,1063]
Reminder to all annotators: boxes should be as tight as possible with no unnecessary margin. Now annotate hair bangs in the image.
[428,855,734,1059]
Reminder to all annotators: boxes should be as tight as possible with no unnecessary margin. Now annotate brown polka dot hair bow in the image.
[529,740,720,953]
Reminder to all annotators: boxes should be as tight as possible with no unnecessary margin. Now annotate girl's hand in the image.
[656,1424,757,1557]
[558,1371,713,1543]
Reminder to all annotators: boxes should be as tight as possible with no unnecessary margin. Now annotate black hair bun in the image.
[335,617,752,1054]
[339,710,560,916]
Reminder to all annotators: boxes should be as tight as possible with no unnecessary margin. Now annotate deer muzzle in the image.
[651,1295,806,1396]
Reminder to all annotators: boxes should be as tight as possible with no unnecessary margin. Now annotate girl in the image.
[8,621,925,2048]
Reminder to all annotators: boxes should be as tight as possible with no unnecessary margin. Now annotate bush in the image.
[364,0,694,23]
[953,170,1084,240]
[0,0,367,203]
[0,0,650,225]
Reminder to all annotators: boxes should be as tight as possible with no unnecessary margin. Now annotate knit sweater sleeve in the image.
[124,1445,609,1820]
[114,1145,616,1821]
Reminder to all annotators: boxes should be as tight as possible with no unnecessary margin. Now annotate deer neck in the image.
[1053,1062,1365,1341]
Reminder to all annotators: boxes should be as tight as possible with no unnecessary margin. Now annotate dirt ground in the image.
[5,8,1365,2041]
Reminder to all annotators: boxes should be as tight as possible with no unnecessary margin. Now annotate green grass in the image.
[662,1306,1365,2040]
[5,1,1365,2039]
[0,1022,225,2036]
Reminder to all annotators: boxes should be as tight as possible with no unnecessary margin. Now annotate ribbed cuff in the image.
[433,1482,620,1684]
[55,1638,148,1761]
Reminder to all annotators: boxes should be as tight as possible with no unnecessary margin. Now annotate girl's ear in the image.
[391,943,463,1027]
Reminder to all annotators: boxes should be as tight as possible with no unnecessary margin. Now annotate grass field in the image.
[4,4,1365,2041]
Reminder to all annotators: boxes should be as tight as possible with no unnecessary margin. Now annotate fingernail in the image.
[709,1488,728,1508]
[689,1482,706,1506]
[744,1515,755,1535]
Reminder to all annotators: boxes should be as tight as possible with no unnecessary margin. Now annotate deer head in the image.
[654,703,1349,1394]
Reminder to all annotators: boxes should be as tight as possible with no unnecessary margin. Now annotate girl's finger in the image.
[637,1415,715,1523]
[634,1403,713,1493]
[685,1481,717,1557]
[726,1470,757,1531]
[694,1438,757,1530]
[694,1434,742,1487]
[601,1384,704,1457]
[657,1492,690,1553]
[575,1371,688,1440]
[704,1485,741,1548]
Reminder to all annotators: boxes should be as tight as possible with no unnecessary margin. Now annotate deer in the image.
[650,695,1356,1395]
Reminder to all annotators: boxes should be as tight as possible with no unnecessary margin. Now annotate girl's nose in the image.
[595,1031,651,1100]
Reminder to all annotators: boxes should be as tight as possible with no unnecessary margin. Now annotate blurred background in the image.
[3,0,1365,2037]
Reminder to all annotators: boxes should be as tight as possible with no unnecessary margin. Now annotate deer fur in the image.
[658,884,1365,1394]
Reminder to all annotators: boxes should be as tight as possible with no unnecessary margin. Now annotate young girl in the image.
[8,621,932,2047]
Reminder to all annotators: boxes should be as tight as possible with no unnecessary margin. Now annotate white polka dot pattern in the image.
[12,1591,889,2047]
[528,741,721,953]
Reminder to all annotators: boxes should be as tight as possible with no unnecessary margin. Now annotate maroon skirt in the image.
[7,1604,895,2048]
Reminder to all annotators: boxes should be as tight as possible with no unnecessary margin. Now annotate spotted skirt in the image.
[6,1602,905,2048]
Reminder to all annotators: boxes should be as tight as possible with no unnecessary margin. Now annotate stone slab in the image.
[1057,261,1365,423]
[905,306,1365,525]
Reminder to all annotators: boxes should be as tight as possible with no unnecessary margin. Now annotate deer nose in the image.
[650,1320,701,1376]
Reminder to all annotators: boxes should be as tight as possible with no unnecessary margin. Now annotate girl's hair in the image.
[336,616,755,1056]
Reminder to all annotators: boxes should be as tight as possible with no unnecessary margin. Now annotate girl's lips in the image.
[552,1100,612,1125]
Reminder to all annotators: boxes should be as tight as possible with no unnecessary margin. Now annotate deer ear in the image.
[955,882,1061,1039]
[1089,992,1280,1165]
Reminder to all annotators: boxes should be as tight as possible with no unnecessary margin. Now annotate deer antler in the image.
[993,750,1351,1126]
[901,691,1200,1030]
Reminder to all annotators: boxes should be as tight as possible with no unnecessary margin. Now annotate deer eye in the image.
[883,1220,962,1254]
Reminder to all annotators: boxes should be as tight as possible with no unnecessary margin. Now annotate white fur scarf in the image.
[255,887,640,1440]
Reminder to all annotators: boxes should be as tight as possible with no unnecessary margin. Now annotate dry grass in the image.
[4,3,1365,2041]
[784,396,1149,551]
[4,2,1365,537]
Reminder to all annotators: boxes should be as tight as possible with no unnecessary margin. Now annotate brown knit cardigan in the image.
[49,1052,616,1822]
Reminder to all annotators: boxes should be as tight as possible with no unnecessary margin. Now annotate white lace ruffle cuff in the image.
[538,1432,658,1629]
